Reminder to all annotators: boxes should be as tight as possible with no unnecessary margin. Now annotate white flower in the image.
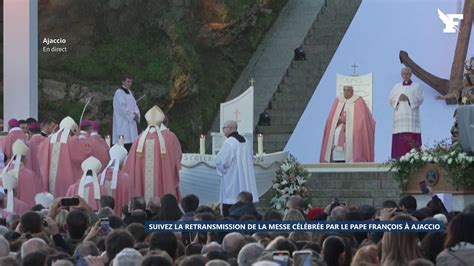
[281,180,288,185]
[448,158,453,165]
[422,156,428,162]
[434,157,439,163]
[400,155,407,162]
[272,184,280,189]
[281,163,291,172]
[410,158,415,163]
[276,203,281,210]
[410,148,417,153]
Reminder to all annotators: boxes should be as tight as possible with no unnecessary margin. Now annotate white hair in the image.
[112,248,143,266]
[0,235,10,257]
[21,238,48,259]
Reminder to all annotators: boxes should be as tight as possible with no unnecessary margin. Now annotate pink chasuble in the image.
[90,134,111,172]
[65,180,108,211]
[320,96,375,163]
[27,134,47,191]
[100,168,136,213]
[3,129,27,159]
[38,133,93,197]
[0,164,40,208]
[1,198,29,216]
[123,128,182,201]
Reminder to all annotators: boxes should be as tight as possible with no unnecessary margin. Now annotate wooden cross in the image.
[351,63,359,76]
[234,108,241,122]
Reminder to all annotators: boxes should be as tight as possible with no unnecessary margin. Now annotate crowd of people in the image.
[0,186,472,265]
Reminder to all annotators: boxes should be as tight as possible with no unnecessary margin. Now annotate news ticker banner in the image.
[145,221,444,233]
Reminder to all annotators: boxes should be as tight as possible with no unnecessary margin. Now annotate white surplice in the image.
[389,82,423,134]
[112,88,140,144]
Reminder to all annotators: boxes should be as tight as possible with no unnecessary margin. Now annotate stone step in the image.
[256,125,295,134]
[309,197,401,208]
[262,141,287,152]
[308,188,401,200]
[310,172,395,180]
[267,109,305,118]
[270,99,311,110]
[271,92,314,102]
[268,114,303,125]
[261,133,292,143]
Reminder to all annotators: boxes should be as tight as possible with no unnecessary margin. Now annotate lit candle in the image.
[200,134,205,155]
[257,134,264,155]
[118,135,125,146]
[105,135,111,148]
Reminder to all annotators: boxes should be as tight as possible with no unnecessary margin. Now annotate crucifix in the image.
[249,78,255,87]
[351,63,359,77]
[400,0,473,104]
[234,108,242,123]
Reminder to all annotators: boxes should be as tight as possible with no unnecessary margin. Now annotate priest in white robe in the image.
[113,76,140,151]
[215,120,258,217]
[389,67,424,159]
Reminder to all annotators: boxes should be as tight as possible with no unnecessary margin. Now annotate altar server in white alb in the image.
[215,120,258,217]
[389,67,424,159]
[113,75,140,151]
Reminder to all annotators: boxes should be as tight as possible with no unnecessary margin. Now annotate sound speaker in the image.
[457,105,474,154]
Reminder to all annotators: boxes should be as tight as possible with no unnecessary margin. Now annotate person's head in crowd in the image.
[45,252,73,266]
[433,213,448,225]
[205,250,227,261]
[222,232,245,259]
[128,210,148,225]
[108,215,123,229]
[307,207,325,220]
[239,214,257,221]
[357,205,377,220]
[79,119,92,133]
[0,256,20,266]
[186,243,203,256]
[100,195,115,210]
[236,191,253,204]
[149,231,178,259]
[206,259,230,266]
[289,232,311,243]
[147,197,161,216]
[408,258,435,266]
[21,250,48,266]
[383,200,398,209]
[28,122,41,135]
[382,214,422,265]
[0,235,10,257]
[19,120,28,134]
[40,118,58,135]
[399,195,417,213]
[302,242,322,254]
[156,194,183,221]
[266,236,297,257]
[105,230,135,262]
[141,255,173,266]
[322,236,346,266]
[66,210,89,240]
[126,223,147,243]
[427,199,444,215]
[20,211,42,234]
[129,196,146,212]
[6,213,20,229]
[263,210,283,221]
[287,195,305,210]
[195,206,215,215]
[420,232,445,264]
[283,209,306,221]
[73,241,100,258]
[252,261,280,266]
[179,254,209,266]
[194,212,216,221]
[444,212,474,248]
[112,247,143,266]
[98,207,115,219]
[330,206,347,221]
[180,194,199,213]
[201,242,223,255]
[351,244,379,266]
[0,225,8,236]
[237,242,264,266]
[21,238,48,259]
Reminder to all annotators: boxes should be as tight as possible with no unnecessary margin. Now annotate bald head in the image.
[223,120,238,137]
[222,232,245,258]
[21,238,48,259]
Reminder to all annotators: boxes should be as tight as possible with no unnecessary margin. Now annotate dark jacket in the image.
[229,202,262,220]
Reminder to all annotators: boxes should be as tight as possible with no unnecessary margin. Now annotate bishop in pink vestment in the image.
[80,120,110,171]
[66,156,107,211]
[320,86,376,163]
[38,117,93,197]
[1,140,41,207]
[26,123,46,190]
[2,119,27,159]
[99,144,135,213]
[123,106,182,201]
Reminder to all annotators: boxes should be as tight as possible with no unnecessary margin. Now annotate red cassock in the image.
[27,134,47,191]
[38,132,93,197]
[123,128,182,201]
[65,179,108,211]
[2,129,27,159]
[99,168,136,213]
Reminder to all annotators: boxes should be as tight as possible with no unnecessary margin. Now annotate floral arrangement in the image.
[270,154,311,213]
[387,141,474,193]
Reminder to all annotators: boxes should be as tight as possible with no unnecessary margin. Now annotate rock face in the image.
[41,79,67,101]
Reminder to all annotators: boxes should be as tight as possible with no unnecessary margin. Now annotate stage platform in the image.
[303,163,390,173]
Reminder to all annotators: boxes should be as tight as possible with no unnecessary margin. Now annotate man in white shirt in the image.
[113,75,140,151]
